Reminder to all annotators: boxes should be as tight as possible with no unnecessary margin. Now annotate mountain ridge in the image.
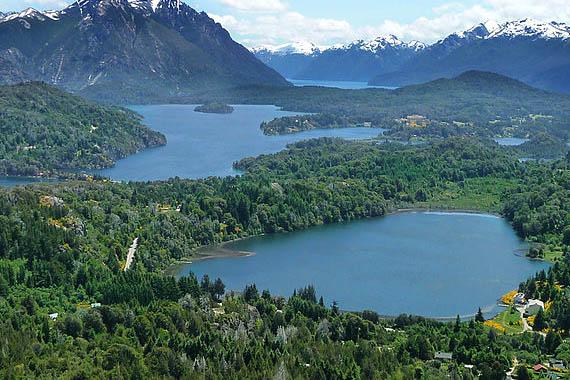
[0,0,290,103]
[252,18,570,93]
[252,34,426,82]
[370,18,570,92]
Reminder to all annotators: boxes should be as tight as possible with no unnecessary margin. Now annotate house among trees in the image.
[435,352,453,360]
[549,359,566,370]
[513,293,526,304]
[533,364,548,372]
[524,299,545,316]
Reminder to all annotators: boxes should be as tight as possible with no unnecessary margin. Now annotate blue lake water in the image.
[0,176,61,187]
[494,137,529,146]
[89,105,383,181]
[173,211,550,318]
[288,78,397,90]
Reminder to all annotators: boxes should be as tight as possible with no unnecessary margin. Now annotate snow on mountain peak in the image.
[0,7,61,23]
[346,35,426,53]
[407,40,427,51]
[351,35,401,52]
[435,18,570,50]
[487,18,570,40]
[252,42,322,56]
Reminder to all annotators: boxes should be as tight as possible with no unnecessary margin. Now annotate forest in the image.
[2,137,570,378]
[194,103,235,114]
[174,71,570,141]
[0,82,166,177]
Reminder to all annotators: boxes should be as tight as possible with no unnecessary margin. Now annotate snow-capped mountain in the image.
[0,8,61,23]
[252,35,426,81]
[370,18,570,93]
[250,42,323,78]
[337,35,426,53]
[254,18,570,91]
[0,0,288,102]
[252,42,323,56]
[487,18,570,40]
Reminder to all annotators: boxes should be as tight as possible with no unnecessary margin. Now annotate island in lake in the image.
[194,103,235,114]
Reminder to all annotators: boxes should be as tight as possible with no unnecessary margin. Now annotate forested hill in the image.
[2,137,570,377]
[0,82,166,176]
[177,71,570,139]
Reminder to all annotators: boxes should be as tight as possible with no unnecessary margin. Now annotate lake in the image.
[172,211,550,319]
[494,137,529,146]
[288,78,397,90]
[89,105,384,181]
[0,176,61,187]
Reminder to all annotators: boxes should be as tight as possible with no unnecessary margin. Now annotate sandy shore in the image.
[164,237,260,276]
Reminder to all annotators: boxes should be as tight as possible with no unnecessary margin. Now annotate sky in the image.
[2,0,570,47]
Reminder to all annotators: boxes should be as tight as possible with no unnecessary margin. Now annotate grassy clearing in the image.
[421,178,521,213]
[496,306,524,334]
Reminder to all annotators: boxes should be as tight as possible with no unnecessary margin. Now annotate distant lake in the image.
[89,105,384,181]
[288,79,397,90]
[172,211,549,318]
[0,176,61,187]
[494,137,529,146]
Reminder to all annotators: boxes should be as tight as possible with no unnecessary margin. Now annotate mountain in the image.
[370,19,570,93]
[0,82,166,176]
[252,35,425,82]
[0,0,289,103]
[251,42,322,79]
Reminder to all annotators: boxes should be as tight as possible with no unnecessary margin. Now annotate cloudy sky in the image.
[2,0,570,46]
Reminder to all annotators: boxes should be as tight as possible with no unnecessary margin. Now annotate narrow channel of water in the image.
[88,105,384,181]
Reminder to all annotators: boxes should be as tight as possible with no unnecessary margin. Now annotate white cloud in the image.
[210,13,238,28]
[217,0,286,13]
[213,11,352,46]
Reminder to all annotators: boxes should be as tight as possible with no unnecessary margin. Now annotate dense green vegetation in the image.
[260,114,380,135]
[508,134,570,160]
[194,103,235,114]
[4,137,570,377]
[0,82,166,176]
[176,71,570,141]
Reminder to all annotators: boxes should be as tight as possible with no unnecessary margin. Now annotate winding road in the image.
[124,237,138,271]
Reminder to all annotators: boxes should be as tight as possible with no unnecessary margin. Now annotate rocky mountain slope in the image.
[0,0,290,103]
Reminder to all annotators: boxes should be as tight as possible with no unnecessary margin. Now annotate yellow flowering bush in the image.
[545,300,553,312]
[484,320,505,332]
[501,290,518,305]
[527,315,535,327]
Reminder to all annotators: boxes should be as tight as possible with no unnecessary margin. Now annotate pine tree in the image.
[475,307,485,322]
[534,308,547,331]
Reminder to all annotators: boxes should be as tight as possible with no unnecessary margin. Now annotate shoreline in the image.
[164,207,543,322]
[164,236,262,276]
[165,206,523,272]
